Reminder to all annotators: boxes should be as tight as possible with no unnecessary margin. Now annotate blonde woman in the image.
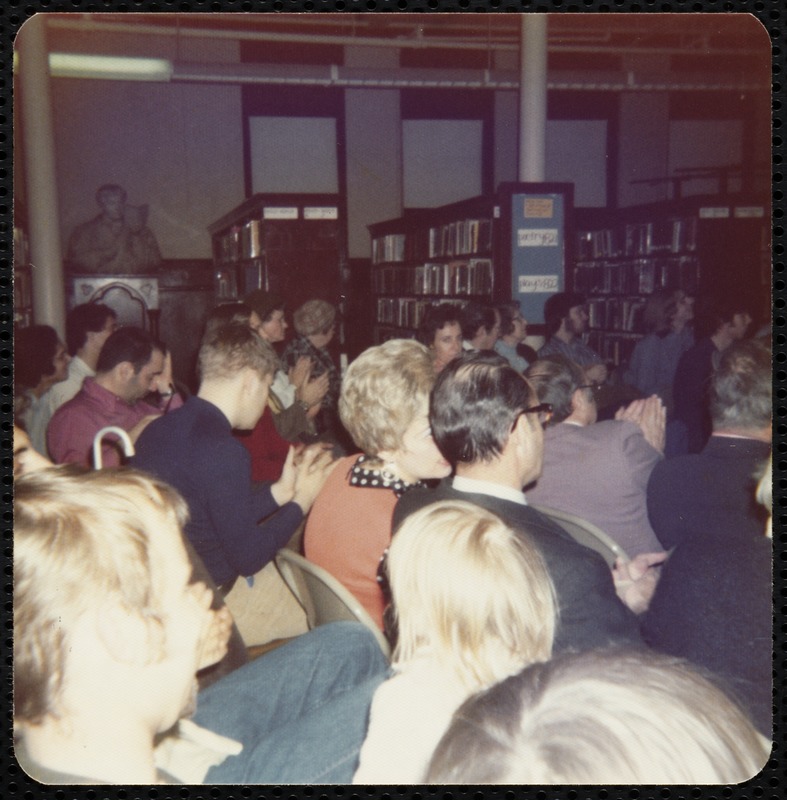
[304,339,451,630]
[353,500,557,784]
[427,648,769,784]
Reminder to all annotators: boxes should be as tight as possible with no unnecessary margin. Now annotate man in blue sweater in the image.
[133,321,335,645]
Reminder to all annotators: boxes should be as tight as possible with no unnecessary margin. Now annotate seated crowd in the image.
[13,288,771,785]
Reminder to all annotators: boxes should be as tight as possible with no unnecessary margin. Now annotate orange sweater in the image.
[304,454,397,630]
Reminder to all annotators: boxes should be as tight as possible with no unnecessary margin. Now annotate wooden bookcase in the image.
[572,195,769,367]
[208,193,347,317]
[368,183,574,344]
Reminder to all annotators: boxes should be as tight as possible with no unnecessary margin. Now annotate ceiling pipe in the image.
[44,16,764,57]
[167,62,765,93]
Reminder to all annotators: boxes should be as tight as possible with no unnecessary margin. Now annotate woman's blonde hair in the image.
[339,339,435,456]
[14,465,190,726]
[427,648,770,785]
[388,500,556,693]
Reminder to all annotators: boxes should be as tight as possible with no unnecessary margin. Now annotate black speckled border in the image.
[2,2,783,798]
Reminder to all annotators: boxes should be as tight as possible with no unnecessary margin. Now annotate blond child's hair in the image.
[14,465,190,726]
[387,500,557,692]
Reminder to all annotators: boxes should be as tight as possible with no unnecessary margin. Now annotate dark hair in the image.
[460,302,498,342]
[525,356,588,424]
[96,327,161,374]
[203,302,253,342]
[710,339,771,432]
[15,325,60,390]
[65,303,116,355]
[430,353,536,466]
[694,294,751,340]
[417,304,462,347]
[543,292,586,338]
[497,302,521,338]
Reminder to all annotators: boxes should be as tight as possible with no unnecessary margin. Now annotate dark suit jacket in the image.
[647,435,770,550]
[394,481,642,654]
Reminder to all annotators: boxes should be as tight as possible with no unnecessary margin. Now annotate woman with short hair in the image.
[303,339,452,630]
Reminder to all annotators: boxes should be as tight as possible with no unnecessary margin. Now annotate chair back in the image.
[531,504,629,567]
[274,549,391,658]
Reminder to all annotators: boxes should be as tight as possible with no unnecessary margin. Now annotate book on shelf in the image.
[428,218,493,259]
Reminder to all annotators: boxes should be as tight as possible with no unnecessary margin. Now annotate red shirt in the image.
[47,377,182,467]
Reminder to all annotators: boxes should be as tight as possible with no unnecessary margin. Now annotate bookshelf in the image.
[208,193,347,317]
[14,226,33,326]
[572,195,769,367]
[368,183,573,343]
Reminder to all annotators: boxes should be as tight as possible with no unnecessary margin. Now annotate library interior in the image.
[12,13,775,786]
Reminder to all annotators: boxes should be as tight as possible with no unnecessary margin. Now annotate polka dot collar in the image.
[348,454,423,498]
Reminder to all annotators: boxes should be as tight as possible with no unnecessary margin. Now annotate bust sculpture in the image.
[66,184,162,274]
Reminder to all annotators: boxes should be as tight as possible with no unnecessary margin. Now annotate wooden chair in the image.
[274,549,391,659]
[531,504,629,568]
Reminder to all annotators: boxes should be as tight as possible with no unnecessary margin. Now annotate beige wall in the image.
[48,32,244,261]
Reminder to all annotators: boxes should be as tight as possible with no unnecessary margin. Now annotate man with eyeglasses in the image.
[393,352,644,654]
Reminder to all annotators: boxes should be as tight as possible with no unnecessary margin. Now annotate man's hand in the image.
[191,582,233,672]
[271,446,299,506]
[128,413,161,444]
[615,395,666,454]
[297,372,330,410]
[291,444,338,514]
[584,362,608,385]
[288,356,313,392]
[612,550,669,615]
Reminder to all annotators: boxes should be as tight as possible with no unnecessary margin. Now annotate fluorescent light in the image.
[48,53,173,81]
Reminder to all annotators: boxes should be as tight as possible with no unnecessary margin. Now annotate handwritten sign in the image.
[263,207,299,220]
[518,274,559,293]
[524,198,554,219]
[517,228,559,247]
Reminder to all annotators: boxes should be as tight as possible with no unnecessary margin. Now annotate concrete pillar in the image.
[518,15,548,182]
[17,17,66,333]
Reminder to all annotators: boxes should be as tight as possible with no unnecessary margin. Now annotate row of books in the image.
[574,256,699,296]
[586,297,647,333]
[371,217,494,264]
[577,218,698,260]
[376,298,462,330]
[371,259,494,297]
[586,331,641,367]
[215,218,339,263]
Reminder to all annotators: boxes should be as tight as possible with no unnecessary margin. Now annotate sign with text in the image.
[304,206,339,220]
[510,192,566,323]
[524,198,554,219]
[518,274,559,293]
[517,228,559,247]
[263,207,299,220]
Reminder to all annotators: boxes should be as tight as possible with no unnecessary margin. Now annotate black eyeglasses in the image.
[516,402,553,428]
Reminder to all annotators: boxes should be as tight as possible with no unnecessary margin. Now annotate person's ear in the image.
[115,361,135,384]
[96,602,161,667]
[571,387,586,413]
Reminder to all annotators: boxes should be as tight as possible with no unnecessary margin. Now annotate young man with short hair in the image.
[132,322,335,645]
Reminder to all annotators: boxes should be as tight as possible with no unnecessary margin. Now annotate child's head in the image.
[387,500,556,692]
[426,648,769,784]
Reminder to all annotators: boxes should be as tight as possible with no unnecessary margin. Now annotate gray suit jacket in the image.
[525,421,662,557]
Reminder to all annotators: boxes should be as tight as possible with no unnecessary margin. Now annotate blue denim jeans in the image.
[194,622,388,784]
